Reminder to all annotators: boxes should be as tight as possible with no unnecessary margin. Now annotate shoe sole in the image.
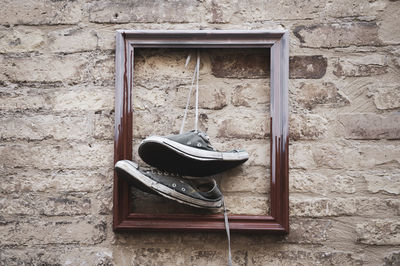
[138,136,249,177]
[115,160,222,209]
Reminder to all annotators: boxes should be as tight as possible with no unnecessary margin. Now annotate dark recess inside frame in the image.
[113,30,289,233]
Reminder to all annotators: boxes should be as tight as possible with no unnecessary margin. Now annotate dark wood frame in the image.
[113,30,289,233]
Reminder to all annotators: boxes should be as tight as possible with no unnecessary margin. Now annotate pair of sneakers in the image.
[115,130,249,209]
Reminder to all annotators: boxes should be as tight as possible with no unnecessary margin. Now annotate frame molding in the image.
[114,30,289,233]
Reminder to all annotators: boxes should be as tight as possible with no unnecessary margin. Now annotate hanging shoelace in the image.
[223,197,232,266]
[180,50,201,134]
[180,50,232,266]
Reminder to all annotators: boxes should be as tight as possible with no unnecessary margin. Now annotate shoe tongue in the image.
[192,179,222,199]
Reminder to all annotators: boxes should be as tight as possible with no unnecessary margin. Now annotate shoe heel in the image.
[115,160,138,169]
[126,160,138,169]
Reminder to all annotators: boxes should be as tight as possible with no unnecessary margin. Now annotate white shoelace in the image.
[180,50,232,266]
[223,198,232,266]
[180,50,201,134]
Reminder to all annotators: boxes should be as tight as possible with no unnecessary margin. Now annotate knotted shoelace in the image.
[180,50,232,266]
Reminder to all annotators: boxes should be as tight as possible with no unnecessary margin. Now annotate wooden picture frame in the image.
[113,30,289,233]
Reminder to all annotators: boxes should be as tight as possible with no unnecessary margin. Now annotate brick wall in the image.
[1,0,399,265]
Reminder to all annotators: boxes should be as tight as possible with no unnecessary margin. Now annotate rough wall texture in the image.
[1,0,400,265]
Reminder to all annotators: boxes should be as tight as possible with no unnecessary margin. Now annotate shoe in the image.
[115,160,223,209]
[115,160,158,195]
[138,130,249,177]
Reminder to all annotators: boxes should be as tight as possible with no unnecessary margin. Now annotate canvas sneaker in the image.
[115,160,223,209]
[138,130,249,177]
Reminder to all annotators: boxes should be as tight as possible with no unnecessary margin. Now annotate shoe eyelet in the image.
[181,188,186,192]
[197,143,202,147]
[172,183,177,188]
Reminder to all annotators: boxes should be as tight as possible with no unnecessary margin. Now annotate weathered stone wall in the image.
[1,0,399,265]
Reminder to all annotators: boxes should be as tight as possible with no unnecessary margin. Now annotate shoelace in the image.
[180,50,201,134]
[223,197,232,266]
[180,51,232,266]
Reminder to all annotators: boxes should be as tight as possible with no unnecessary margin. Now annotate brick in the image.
[191,250,246,266]
[290,113,327,140]
[204,0,308,23]
[0,54,85,83]
[134,49,197,87]
[0,86,47,111]
[132,110,180,139]
[47,26,99,53]
[53,88,114,111]
[95,27,116,51]
[378,2,400,44]
[89,0,201,23]
[225,195,269,215]
[250,249,363,265]
[0,247,113,266]
[284,218,332,244]
[94,187,113,215]
[289,143,316,169]
[320,0,385,19]
[293,22,381,48]
[93,112,114,140]
[0,112,94,141]
[0,111,113,141]
[392,47,400,69]
[0,0,82,25]
[220,166,269,193]
[0,25,102,54]
[0,26,46,53]
[134,105,270,140]
[364,171,400,195]
[0,85,114,111]
[122,248,186,266]
[384,251,400,266]
[231,80,270,107]
[296,81,349,110]
[0,168,111,194]
[356,219,400,245]
[290,170,356,195]
[0,217,106,246]
[189,85,228,110]
[159,83,228,110]
[0,52,114,83]
[291,196,399,218]
[355,197,400,217]
[133,86,175,109]
[205,0,384,23]
[113,228,181,247]
[308,143,348,169]
[371,85,400,110]
[214,108,270,139]
[210,50,270,79]
[289,56,327,79]
[338,113,400,140]
[0,192,91,217]
[333,54,388,77]
[291,142,400,170]
[114,247,246,266]
[0,140,113,169]
[290,197,357,217]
